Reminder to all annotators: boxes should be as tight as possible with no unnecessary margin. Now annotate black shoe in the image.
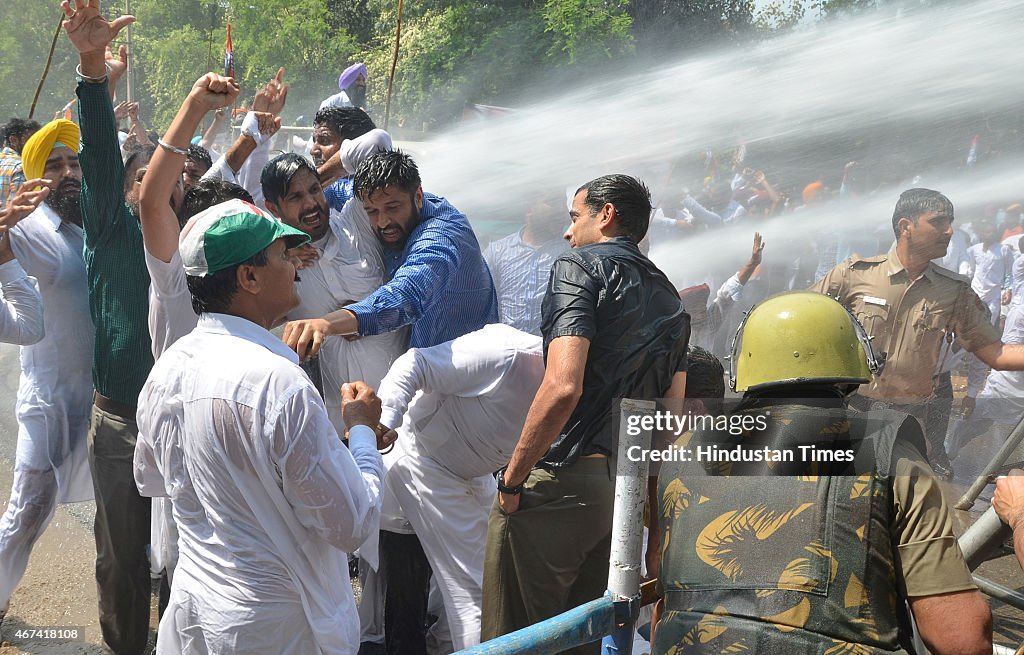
[359,641,387,655]
[931,462,954,481]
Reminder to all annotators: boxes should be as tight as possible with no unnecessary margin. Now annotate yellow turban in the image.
[21,119,80,181]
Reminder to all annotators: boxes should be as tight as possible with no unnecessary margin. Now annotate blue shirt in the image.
[346,193,498,348]
[324,178,353,212]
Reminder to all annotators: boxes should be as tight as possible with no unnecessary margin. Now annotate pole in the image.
[602,398,656,655]
[954,413,1024,510]
[383,0,404,130]
[956,506,1012,570]
[124,0,133,102]
[29,13,65,120]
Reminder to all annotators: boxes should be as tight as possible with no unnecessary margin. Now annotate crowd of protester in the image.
[1,2,1024,655]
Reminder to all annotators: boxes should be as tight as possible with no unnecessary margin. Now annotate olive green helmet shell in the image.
[730,291,879,392]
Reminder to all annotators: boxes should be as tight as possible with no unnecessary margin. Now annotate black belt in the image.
[93,392,136,420]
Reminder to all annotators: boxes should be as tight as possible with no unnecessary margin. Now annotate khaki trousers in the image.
[481,458,615,655]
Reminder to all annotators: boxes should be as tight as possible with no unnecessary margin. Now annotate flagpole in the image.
[29,13,65,120]
[125,0,133,102]
[383,0,404,130]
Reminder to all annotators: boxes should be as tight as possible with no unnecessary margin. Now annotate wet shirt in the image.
[346,193,499,349]
[540,237,690,466]
[78,79,154,405]
[812,246,999,402]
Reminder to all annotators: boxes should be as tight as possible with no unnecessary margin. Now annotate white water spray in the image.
[413,0,1024,286]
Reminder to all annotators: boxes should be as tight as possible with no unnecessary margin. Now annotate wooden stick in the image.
[383,0,404,130]
[30,13,65,120]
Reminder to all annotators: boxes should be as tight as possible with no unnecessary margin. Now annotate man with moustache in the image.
[135,200,386,654]
[262,150,405,426]
[284,149,498,356]
[310,105,377,211]
[813,188,1024,479]
[483,190,569,336]
[0,120,96,621]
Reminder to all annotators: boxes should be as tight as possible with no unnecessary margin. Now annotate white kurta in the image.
[288,203,406,432]
[7,204,94,503]
[375,323,544,650]
[0,259,43,346]
[135,313,384,655]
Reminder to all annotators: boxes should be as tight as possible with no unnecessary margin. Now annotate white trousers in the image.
[0,467,57,607]
[385,451,495,650]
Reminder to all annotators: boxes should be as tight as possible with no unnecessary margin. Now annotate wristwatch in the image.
[496,466,524,495]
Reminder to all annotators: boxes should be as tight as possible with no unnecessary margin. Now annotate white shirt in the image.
[980,302,1024,402]
[377,323,544,480]
[0,259,44,346]
[1011,255,1024,308]
[135,313,383,655]
[8,204,95,502]
[933,228,972,276]
[145,249,196,359]
[288,203,405,431]
[966,241,1014,305]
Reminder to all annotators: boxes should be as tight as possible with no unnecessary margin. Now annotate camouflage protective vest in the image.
[653,406,920,655]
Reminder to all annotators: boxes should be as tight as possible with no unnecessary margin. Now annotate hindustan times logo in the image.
[625,411,767,438]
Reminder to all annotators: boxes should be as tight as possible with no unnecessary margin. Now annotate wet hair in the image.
[180,179,253,226]
[313,106,376,142]
[185,144,213,172]
[186,248,270,316]
[685,346,726,402]
[124,145,156,178]
[261,153,319,205]
[891,188,954,236]
[353,150,421,199]
[1,118,40,149]
[575,174,652,244]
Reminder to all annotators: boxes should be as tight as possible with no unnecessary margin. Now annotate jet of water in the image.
[413,0,1024,286]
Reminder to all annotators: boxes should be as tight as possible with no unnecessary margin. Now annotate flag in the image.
[224,23,235,78]
[55,98,77,122]
[966,134,978,167]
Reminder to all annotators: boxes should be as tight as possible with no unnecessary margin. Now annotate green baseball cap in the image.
[179,199,310,277]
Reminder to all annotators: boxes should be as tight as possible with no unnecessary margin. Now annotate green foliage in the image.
[542,0,633,65]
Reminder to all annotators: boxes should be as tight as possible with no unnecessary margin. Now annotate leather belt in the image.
[93,392,137,420]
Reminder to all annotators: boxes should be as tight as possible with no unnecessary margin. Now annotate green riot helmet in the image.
[730,291,880,392]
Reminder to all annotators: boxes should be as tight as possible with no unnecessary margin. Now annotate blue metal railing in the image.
[456,596,616,654]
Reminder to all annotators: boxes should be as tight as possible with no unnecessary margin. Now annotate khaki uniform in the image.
[653,406,976,655]
[812,247,1000,403]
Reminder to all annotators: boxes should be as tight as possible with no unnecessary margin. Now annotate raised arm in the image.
[0,180,52,346]
[62,0,135,240]
[203,69,286,194]
[140,73,239,263]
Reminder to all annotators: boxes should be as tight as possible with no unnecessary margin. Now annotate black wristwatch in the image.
[496,466,524,495]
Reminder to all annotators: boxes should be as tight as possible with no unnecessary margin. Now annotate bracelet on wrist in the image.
[496,466,524,495]
[157,139,189,156]
[75,63,110,84]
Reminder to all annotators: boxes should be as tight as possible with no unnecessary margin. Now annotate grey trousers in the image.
[88,404,152,655]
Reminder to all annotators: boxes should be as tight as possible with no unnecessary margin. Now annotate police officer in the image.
[812,188,1024,479]
[651,291,991,655]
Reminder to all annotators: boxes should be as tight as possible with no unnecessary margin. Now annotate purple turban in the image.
[339,63,368,91]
